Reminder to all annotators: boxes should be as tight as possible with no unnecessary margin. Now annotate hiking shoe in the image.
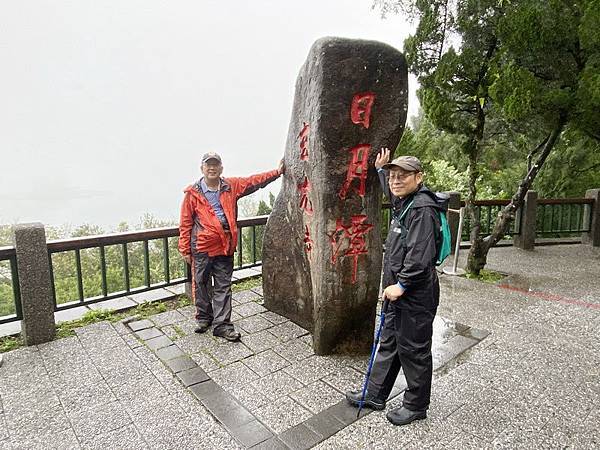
[386,406,427,426]
[213,328,241,342]
[345,389,386,410]
[194,321,211,334]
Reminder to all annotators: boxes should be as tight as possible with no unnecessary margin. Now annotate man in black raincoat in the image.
[346,149,443,426]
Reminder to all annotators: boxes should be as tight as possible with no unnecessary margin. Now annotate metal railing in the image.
[459,200,519,241]
[0,246,22,325]
[536,198,593,237]
[0,198,595,325]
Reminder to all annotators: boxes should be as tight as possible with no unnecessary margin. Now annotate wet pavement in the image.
[0,244,599,448]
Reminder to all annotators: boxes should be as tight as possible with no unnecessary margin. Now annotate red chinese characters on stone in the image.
[350,92,375,129]
[303,225,314,258]
[328,215,374,284]
[338,144,371,200]
[298,176,313,215]
[299,122,310,161]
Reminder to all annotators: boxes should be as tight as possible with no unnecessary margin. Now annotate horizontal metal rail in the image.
[0,197,596,325]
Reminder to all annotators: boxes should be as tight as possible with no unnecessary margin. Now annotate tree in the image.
[376,0,600,274]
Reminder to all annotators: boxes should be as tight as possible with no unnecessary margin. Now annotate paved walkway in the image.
[0,244,598,449]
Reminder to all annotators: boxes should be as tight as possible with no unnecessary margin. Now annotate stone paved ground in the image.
[317,245,600,449]
[0,244,598,449]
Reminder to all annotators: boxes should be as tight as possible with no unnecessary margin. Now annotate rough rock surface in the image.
[263,37,408,355]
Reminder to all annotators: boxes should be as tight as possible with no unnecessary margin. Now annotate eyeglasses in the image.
[388,172,417,181]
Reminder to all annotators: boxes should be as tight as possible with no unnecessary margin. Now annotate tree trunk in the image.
[465,103,487,275]
[484,118,566,249]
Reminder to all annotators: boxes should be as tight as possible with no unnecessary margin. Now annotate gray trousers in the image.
[367,305,437,411]
[191,252,234,333]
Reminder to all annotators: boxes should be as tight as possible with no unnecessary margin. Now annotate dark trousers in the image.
[191,252,234,333]
[367,305,437,411]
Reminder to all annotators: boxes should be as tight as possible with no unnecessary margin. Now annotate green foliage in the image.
[56,308,120,338]
[465,269,506,284]
[0,335,23,353]
[232,276,262,293]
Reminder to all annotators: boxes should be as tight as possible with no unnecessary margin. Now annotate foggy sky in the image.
[0,0,416,229]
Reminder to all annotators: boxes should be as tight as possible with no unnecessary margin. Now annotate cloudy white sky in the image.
[0,0,416,229]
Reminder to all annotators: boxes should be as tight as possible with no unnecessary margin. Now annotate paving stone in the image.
[135,327,163,341]
[243,350,290,376]
[241,330,281,353]
[279,423,323,450]
[283,355,341,385]
[10,427,80,450]
[68,400,133,442]
[188,380,225,401]
[164,356,197,373]
[273,338,314,363]
[234,301,268,318]
[202,390,255,429]
[229,419,273,448]
[190,352,221,373]
[127,287,175,304]
[251,370,305,401]
[433,334,479,369]
[303,410,345,440]
[207,341,254,366]
[87,296,137,312]
[54,305,90,323]
[81,424,149,450]
[151,309,186,327]
[270,321,310,341]
[210,361,260,388]
[176,305,196,318]
[289,380,342,414]
[165,283,186,295]
[251,437,288,450]
[237,315,274,334]
[144,335,172,350]
[176,366,210,387]
[228,385,271,414]
[156,345,185,361]
[161,324,182,340]
[321,366,364,393]
[254,396,311,434]
[260,311,289,325]
[128,319,154,331]
[325,400,369,425]
[233,290,261,304]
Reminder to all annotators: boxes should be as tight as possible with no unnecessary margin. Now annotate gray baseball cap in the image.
[382,155,423,172]
[201,152,222,165]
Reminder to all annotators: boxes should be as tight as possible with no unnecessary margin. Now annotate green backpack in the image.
[395,194,452,266]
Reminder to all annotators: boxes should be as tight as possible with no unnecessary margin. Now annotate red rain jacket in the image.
[178,169,280,257]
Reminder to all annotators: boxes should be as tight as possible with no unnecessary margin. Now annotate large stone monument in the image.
[262,37,408,355]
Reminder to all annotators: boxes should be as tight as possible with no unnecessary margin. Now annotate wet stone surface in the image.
[4,244,597,448]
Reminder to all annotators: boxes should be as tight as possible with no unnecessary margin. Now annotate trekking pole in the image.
[357,298,390,419]
[442,207,466,276]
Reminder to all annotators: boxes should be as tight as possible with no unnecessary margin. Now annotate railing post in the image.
[582,188,600,247]
[446,192,461,253]
[185,262,193,299]
[514,190,537,250]
[13,223,56,345]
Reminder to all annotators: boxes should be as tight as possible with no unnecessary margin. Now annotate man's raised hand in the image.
[375,147,391,170]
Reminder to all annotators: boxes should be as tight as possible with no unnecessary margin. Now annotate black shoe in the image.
[386,406,427,426]
[194,321,211,334]
[213,328,241,342]
[345,389,386,411]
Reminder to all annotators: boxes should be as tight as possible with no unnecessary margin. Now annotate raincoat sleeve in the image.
[396,207,438,287]
[377,168,393,203]
[229,169,281,199]
[178,192,194,256]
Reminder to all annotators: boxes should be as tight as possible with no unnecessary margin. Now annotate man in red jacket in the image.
[179,152,284,341]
